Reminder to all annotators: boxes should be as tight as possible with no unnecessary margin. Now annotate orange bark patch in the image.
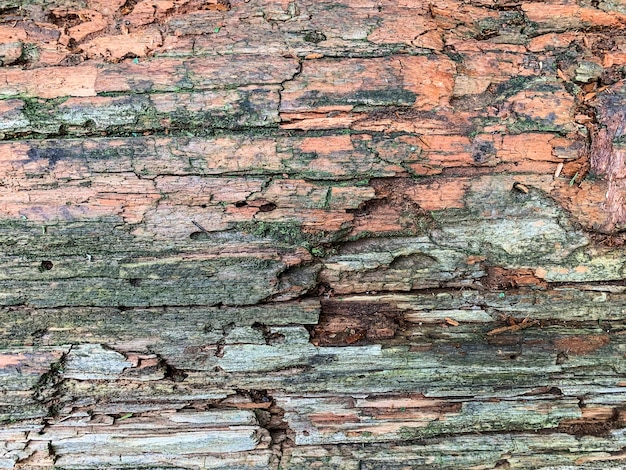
[451,50,526,85]
[575,453,626,465]
[299,135,353,154]
[124,0,175,27]
[603,53,626,68]
[0,350,65,374]
[175,137,284,174]
[508,89,575,129]
[309,413,360,425]
[367,7,444,48]
[483,267,547,290]
[155,176,264,206]
[256,208,353,232]
[82,27,163,61]
[418,135,474,167]
[329,186,376,210]
[348,206,407,235]
[95,56,299,94]
[554,335,610,355]
[0,66,98,99]
[551,180,610,232]
[347,178,436,237]
[399,55,455,108]
[522,4,626,29]
[498,134,561,163]
[0,25,28,43]
[0,354,24,368]
[407,179,468,210]
[528,32,581,52]
[579,7,626,27]
[281,56,454,114]
[49,8,107,43]
[89,0,126,15]
[368,13,437,47]
[355,396,445,409]
[280,113,360,131]
[355,395,463,421]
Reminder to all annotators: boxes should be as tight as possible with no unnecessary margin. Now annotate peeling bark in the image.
[2,0,626,468]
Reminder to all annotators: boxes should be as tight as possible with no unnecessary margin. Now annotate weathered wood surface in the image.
[2,0,626,468]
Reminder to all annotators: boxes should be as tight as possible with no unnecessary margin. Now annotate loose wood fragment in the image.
[486,317,540,336]
[555,162,564,179]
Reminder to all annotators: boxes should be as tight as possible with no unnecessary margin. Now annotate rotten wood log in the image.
[2,0,626,468]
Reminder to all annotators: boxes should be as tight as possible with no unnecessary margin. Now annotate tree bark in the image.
[2,0,626,468]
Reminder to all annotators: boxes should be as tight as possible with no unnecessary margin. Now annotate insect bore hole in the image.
[40,260,54,271]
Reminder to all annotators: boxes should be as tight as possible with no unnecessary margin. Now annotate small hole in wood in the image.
[556,351,568,365]
[259,202,277,212]
[235,201,247,208]
[40,260,53,271]
[128,278,141,287]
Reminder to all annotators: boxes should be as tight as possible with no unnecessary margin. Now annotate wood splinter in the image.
[554,162,564,179]
[512,182,529,194]
[487,316,540,336]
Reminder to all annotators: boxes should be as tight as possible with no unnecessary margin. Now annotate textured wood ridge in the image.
[2,0,626,468]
